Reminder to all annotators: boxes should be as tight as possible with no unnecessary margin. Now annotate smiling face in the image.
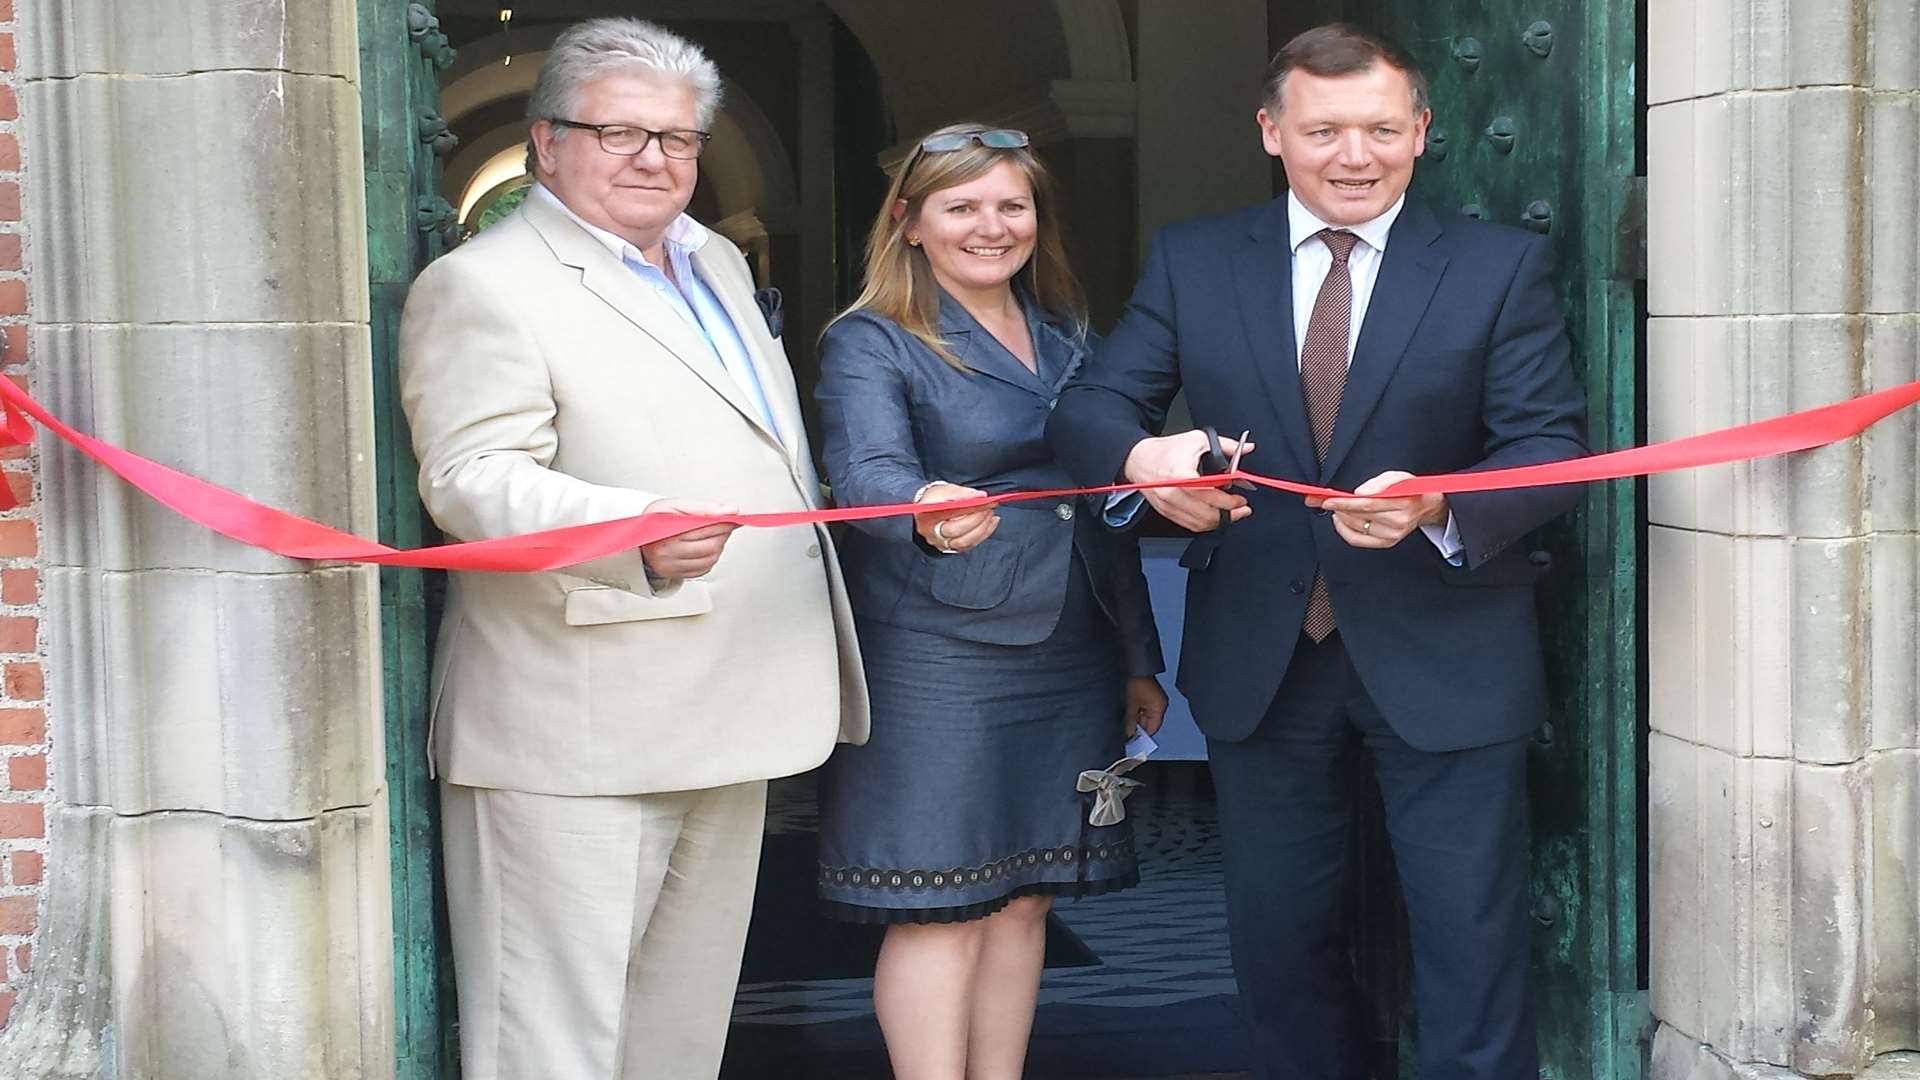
[1257,61,1429,226]
[905,160,1039,300]
[530,70,700,253]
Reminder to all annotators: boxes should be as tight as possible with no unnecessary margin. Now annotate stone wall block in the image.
[1873,0,1920,90]
[1730,0,1792,90]
[1866,317,1920,535]
[1650,737,1798,1061]
[1789,538,1871,763]
[1788,759,1872,1074]
[1650,0,1735,105]
[1870,533,1919,753]
[1649,526,1700,744]
[19,0,359,80]
[1649,0,1698,105]
[1868,92,1919,312]
[1650,528,1793,755]
[22,73,369,326]
[1650,99,1735,317]
[1788,89,1871,315]
[1745,755,1798,1062]
[1651,731,1709,1043]
[108,808,392,1080]
[1649,318,1750,534]
[1871,748,1920,1048]
[1785,316,1869,538]
[33,323,377,575]
[43,566,382,819]
[1787,0,1869,87]
[1731,93,1785,315]
[1652,1023,1808,1080]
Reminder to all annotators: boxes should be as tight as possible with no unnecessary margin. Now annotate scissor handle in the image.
[1193,426,1233,532]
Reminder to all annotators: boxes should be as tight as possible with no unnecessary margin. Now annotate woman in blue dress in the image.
[815,122,1168,1079]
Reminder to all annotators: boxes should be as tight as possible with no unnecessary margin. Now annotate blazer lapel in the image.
[1232,201,1318,480]
[940,293,1053,400]
[1319,201,1448,481]
[522,196,777,446]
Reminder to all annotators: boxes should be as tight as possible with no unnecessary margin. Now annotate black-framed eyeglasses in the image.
[919,128,1031,153]
[548,119,712,160]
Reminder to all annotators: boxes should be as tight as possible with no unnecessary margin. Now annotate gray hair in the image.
[525,18,723,169]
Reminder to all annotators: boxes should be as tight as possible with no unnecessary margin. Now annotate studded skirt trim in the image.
[819,869,1140,926]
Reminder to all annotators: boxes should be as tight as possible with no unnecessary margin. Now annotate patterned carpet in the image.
[726,765,1253,1077]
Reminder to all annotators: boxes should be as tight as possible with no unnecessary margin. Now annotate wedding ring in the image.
[932,519,957,553]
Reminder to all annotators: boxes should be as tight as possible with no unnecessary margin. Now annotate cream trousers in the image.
[440,779,769,1080]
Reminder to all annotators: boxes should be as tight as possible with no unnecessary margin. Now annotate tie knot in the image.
[1318,228,1360,263]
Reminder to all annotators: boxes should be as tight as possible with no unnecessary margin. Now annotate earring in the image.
[907,235,921,247]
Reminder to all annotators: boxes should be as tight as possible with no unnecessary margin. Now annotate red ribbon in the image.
[1,375,1916,574]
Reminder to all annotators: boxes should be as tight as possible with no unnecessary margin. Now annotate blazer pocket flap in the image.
[928,540,1022,611]
[564,581,713,626]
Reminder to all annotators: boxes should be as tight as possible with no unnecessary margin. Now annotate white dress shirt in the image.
[1287,191,1461,561]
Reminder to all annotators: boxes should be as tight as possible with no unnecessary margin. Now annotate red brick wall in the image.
[0,0,42,1032]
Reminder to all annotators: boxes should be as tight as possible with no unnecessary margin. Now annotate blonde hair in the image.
[832,122,1086,371]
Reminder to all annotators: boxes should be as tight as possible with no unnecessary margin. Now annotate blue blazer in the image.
[1045,198,1587,750]
[817,292,1164,678]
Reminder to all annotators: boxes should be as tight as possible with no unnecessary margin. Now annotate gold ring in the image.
[1361,519,1373,534]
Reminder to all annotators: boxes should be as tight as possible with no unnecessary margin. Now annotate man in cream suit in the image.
[398,18,868,1080]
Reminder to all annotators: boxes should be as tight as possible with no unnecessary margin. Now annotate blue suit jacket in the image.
[817,293,1164,678]
[1045,198,1586,750]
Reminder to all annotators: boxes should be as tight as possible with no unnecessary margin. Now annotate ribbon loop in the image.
[1077,752,1148,826]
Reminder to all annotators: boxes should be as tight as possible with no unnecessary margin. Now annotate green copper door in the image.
[360,2,461,1077]
[1348,3,1646,1077]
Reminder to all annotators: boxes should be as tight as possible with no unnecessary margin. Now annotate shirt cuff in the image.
[1104,491,1144,527]
[1422,512,1465,566]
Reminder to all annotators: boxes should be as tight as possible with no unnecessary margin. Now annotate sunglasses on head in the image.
[918,128,1031,153]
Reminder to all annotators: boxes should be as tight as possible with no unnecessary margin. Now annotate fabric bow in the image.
[1077,751,1148,827]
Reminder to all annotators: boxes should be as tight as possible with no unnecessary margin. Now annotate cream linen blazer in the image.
[398,194,869,796]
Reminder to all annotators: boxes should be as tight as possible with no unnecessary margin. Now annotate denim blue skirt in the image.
[816,561,1139,923]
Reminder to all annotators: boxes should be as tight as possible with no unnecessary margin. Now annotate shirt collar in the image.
[530,182,710,268]
[1286,189,1405,256]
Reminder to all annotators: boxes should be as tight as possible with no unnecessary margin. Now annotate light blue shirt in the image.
[531,184,781,443]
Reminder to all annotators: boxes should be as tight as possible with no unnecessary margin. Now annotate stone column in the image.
[0,1,392,1077]
[1646,1,1919,1077]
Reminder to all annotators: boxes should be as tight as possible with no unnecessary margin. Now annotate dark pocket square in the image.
[751,287,784,339]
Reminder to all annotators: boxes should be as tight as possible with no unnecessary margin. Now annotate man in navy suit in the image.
[1046,23,1586,1080]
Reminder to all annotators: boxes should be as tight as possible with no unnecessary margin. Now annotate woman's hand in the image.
[1123,675,1169,738]
[912,482,999,554]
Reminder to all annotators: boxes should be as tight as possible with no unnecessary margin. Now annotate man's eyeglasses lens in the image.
[554,120,711,160]
[919,129,1031,153]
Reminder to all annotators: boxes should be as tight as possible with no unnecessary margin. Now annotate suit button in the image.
[1055,502,1075,521]
[1288,579,1306,595]
[1315,507,1332,517]
[805,543,822,559]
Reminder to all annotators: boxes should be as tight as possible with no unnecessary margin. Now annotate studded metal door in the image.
[360,2,462,1077]
[1344,4,1646,1078]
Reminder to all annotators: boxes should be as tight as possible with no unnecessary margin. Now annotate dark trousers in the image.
[1207,632,1536,1080]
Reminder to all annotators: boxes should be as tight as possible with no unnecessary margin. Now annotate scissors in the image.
[1195,426,1253,531]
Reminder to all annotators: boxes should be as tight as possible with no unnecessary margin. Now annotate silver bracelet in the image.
[911,480,947,503]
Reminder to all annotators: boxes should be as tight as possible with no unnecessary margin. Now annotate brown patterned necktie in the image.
[1300,228,1359,643]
